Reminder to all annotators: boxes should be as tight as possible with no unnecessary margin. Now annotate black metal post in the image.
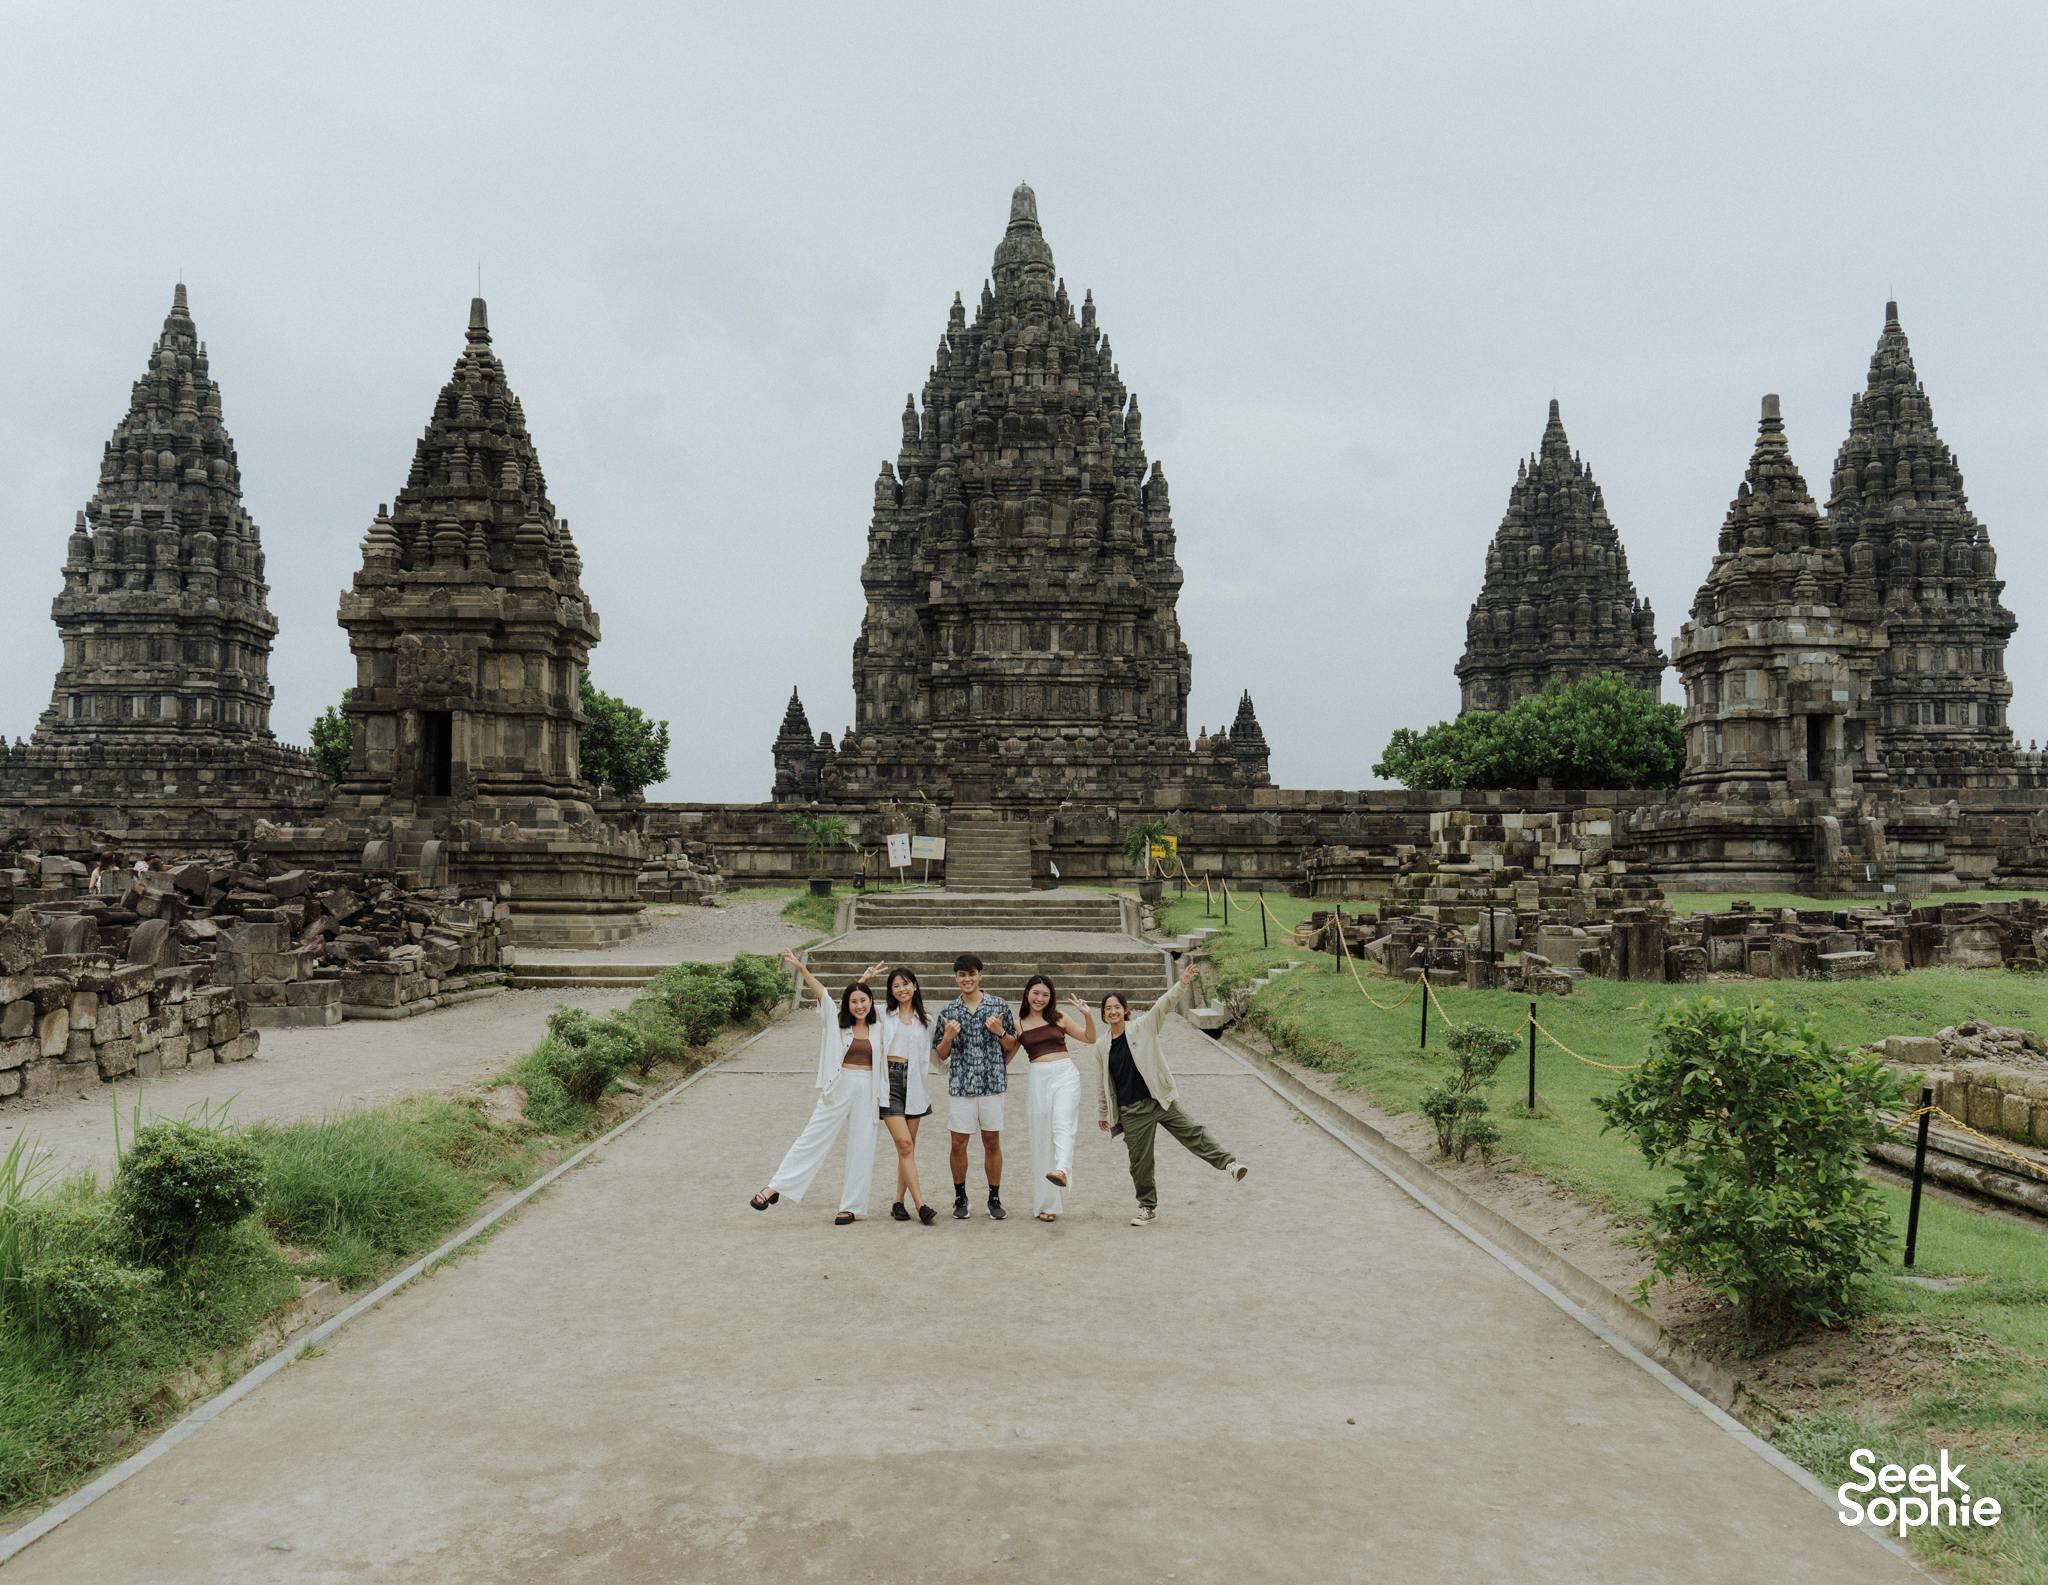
[1527,1001,1537,1113]
[1419,972,1429,1048]
[1904,1086,1933,1270]
[1222,879,1230,928]
[1259,889,1269,949]
[1332,906,1342,974]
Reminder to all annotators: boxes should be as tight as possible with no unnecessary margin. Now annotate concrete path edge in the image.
[1214,1026,1929,1575]
[0,1015,789,1569]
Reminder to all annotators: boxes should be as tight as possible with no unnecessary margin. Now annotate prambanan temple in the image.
[771,184,1269,808]
[3,204,2045,897]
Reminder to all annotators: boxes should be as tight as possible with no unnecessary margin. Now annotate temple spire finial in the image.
[172,282,189,314]
[468,296,490,345]
[1009,181,1039,230]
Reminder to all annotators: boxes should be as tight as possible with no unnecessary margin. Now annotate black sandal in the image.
[834,1212,857,1225]
[749,1190,779,1211]
[917,1204,937,1225]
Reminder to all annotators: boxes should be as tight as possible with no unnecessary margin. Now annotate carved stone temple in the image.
[0,285,322,844]
[770,184,1270,809]
[254,299,645,945]
[1634,391,1961,888]
[1825,301,2019,786]
[1455,400,1664,713]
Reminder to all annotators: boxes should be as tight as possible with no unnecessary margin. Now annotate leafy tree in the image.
[788,812,855,877]
[309,690,354,780]
[1594,997,1898,1339]
[1120,817,1180,878]
[1373,673,1683,790]
[579,674,671,797]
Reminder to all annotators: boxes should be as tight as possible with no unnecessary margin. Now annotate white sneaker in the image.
[1130,1207,1157,1227]
[1227,1161,1249,1181]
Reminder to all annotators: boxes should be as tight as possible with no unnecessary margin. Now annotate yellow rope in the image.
[1328,907,1422,1011]
[1884,1105,2048,1184]
[1527,1012,1646,1071]
[1420,971,1466,1032]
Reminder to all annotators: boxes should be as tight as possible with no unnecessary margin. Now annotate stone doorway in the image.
[421,709,454,798]
[1804,714,1827,782]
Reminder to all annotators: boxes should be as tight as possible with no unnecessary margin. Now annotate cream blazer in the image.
[877,1008,938,1117]
[1088,979,1191,1126]
[813,996,885,1106]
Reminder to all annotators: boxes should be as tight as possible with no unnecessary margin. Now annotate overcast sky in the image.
[4,5,2045,801]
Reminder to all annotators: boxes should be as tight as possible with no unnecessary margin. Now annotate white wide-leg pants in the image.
[768,1065,877,1214]
[1029,1058,1080,1216]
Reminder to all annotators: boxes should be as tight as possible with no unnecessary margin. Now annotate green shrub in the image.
[1594,997,1897,1339]
[617,998,686,1071]
[726,953,787,1017]
[112,1121,267,1271]
[649,964,738,1045]
[541,1007,647,1100]
[1420,1025,1514,1162]
[6,1196,157,1352]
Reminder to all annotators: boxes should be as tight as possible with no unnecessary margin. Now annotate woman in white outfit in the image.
[1015,974,1097,1222]
[878,968,940,1225]
[751,953,890,1225]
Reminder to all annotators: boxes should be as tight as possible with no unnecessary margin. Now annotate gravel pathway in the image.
[0,986,634,1183]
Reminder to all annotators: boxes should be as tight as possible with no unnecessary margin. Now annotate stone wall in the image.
[0,908,254,1106]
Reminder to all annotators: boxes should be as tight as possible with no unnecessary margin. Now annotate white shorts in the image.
[948,1092,1005,1135]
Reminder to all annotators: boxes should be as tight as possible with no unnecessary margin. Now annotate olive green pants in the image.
[1117,1098,1234,1208]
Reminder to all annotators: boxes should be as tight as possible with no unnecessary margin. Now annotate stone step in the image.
[506,963,670,990]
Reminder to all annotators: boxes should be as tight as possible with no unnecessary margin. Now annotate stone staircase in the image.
[943,814,1034,891]
[853,891,1124,932]
[801,887,1167,1008]
[506,962,667,991]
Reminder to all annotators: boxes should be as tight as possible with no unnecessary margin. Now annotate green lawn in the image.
[1166,891,2048,1584]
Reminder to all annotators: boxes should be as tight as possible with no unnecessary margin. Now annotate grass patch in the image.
[1166,890,2048,1577]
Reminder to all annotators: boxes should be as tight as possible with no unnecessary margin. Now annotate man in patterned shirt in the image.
[934,953,1019,1220]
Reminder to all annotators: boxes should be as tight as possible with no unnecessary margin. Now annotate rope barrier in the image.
[1885,1105,2048,1184]
[1419,972,1466,1033]
[1328,904,1423,1011]
[1526,1011,1645,1072]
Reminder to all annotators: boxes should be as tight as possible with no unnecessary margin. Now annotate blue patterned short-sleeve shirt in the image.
[936,993,1017,1097]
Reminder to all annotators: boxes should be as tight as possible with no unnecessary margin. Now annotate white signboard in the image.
[886,832,913,869]
[910,835,946,861]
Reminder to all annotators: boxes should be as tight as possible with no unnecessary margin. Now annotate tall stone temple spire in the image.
[257,297,644,945]
[3,285,320,839]
[39,283,284,747]
[1826,300,2018,783]
[773,183,1268,805]
[1672,396,1888,795]
[1455,400,1663,713]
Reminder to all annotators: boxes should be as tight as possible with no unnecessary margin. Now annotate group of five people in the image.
[751,951,1246,1226]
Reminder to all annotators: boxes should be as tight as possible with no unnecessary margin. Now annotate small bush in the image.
[542,1007,647,1101]
[6,1196,157,1352]
[617,998,686,1071]
[1594,997,1896,1339]
[113,1122,267,1271]
[726,953,787,1018]
[650,964,738,1045]
[1420,1025,1514,1162]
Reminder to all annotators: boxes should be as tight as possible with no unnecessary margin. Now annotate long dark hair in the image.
[1020,974,1059,1023]
[837,980,875,1029]
[885,968,928,1026]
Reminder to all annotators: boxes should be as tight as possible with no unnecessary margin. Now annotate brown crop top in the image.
[1017,1021,1068,1060]
[842,1035,873,1069]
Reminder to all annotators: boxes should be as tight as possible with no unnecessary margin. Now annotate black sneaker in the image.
[953,1198,971,1220]
[890,1201,911,1222]
[987,1196,1007,1221]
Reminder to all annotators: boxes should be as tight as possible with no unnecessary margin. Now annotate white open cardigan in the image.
[814,998,935,1115]
[1087,978,1190,1125]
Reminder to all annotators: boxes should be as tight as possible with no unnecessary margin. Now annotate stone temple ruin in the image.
[5,219,2048,1098]
[0,286,323,847]
[771,184,1270,811]
[251,299,647,947]
[1456,400,1664,713]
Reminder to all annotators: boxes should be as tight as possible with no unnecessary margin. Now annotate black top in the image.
[1107,1032,1150,1107]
